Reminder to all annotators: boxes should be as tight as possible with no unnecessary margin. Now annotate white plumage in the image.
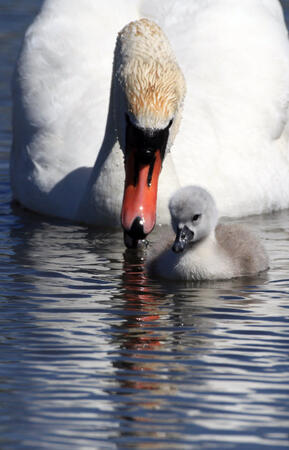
[10,0,289,230]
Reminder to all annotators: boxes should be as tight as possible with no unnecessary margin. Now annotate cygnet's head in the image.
[169,186,218,253]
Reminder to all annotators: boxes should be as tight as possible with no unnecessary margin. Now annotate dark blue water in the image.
[1,1,289,449]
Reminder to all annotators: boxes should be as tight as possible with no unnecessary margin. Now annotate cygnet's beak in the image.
[172,226,194,253]
[121,117,171,248]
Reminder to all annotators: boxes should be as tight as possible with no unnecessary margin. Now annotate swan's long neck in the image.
[76,82,125,227]
[78,19,185,235]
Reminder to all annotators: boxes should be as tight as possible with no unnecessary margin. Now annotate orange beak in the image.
[121,116,171,247]
[121,148,162,244]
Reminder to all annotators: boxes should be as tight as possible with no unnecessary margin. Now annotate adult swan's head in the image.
[114,19,186,247]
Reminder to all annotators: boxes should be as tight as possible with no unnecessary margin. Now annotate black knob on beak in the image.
[123,216,147,248]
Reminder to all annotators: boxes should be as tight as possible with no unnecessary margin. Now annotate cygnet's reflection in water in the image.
[107,241,273,445]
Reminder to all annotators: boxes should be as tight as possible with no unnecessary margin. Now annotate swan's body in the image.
[10,0,289,240]
[148,186,269,281]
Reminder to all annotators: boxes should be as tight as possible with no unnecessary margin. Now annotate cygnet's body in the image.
[148,186,269,281]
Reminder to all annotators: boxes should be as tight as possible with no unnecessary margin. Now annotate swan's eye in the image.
[125,113,171,163]
[192,214,201,222]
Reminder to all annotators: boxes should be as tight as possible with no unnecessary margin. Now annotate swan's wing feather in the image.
[14,0,142,165]
[11,0,141,215]
[141,0,289,216]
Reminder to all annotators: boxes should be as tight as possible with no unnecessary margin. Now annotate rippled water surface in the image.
[1,1,289,449]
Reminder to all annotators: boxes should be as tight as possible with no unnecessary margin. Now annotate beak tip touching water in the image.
[123,216,150,249]
[121,119,172,248]
[128,216,147,239]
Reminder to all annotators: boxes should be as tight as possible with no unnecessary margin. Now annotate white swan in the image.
[10,0,289,246]
[147,186,269,280]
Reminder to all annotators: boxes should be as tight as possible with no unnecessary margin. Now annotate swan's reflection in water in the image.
[111,249,186,446]
[1,205,289,448]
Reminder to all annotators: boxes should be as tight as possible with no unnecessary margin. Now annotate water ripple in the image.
[0,1,289,448]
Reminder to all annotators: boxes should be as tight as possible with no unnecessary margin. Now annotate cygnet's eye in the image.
[192,214,201,222]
